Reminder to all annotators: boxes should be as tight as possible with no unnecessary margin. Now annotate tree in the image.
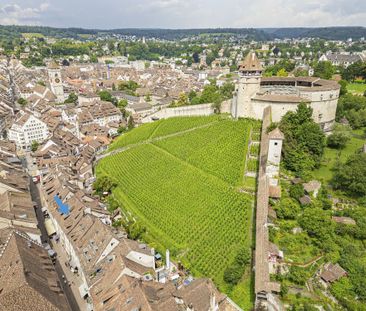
[30,141,39,152]
[277,68,288,77]
[223,264,243,285]
[17,97,27,106]
[99,90,117,105]
[93,176,117,196]
[192,52,199,63]
[275,198,301,220]
[341,61,366,82]
[117,99,128,109]
[332,153,366,197]
[314,61,335,79]
[279,102,326,176]
[336,94,366,129]
[338,80,348,96]
[235,248,251,266]
[128,222,146,240]
[64,92,78,104]
[298,207,334,250]
[188,90,197,102]
[127,116,135,130]
[327,123,352,149]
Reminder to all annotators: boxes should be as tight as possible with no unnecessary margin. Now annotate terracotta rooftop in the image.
[268,128,285,140]
[239,51,263,72]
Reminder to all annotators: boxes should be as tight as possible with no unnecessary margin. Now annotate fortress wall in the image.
[250,100,299,122]
[142,103,213,122]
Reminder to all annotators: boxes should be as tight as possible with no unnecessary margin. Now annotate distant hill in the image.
[0,25,271,41]
[0,25,365,42]
[262,27,366,40]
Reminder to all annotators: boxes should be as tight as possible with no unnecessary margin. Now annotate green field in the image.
[21,32,44,38]
[346,82,366,95]
[97,116,257,307]
[312,128,365,182]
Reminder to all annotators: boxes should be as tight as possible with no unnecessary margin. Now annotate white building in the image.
[8,112,49,150]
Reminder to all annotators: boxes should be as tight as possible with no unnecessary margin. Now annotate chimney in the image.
[166,249,170,271]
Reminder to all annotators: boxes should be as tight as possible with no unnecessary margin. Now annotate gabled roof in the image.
[0,232,70,311]
[268,128,284,140]
[239,51,263,72]
[48,61,60,70]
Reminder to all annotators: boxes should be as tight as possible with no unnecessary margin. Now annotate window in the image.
[274,142,278,146]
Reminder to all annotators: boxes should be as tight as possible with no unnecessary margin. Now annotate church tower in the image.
[232,51,262,119]
[48,61,65,103]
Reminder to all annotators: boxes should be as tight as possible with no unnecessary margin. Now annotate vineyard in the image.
[108,115,223,152]
[97,116,257,304]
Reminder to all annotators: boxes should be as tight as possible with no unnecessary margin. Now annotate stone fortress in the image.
[231,52,341,131]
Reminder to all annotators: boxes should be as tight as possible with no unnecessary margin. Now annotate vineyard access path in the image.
[95,120,220,163]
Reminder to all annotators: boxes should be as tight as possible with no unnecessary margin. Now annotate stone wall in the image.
[142,100,232,123]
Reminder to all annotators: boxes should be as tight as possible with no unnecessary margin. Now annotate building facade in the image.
[48,61,65,103]
[232,52,340,132]
[8,112,49,150]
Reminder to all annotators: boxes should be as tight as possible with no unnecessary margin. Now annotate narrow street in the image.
[26,158,81,311]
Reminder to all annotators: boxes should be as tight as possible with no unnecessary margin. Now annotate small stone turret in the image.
[232,51,262,119]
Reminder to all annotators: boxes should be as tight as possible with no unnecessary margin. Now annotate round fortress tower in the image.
[231,52,340,132]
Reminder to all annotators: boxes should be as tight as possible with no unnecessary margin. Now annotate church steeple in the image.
[238,51,263,76]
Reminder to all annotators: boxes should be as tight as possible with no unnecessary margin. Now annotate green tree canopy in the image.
[332,153,366,197]
[314,61,335,79]
[279,103,326,176]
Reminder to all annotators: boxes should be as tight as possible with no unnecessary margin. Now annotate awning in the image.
[54,195,70,215]
[44,218,56,236]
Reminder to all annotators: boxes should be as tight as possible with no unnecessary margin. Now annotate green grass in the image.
[312,129,365,182]
[247,158,259,172]
[242,176,257,190]
[97,117,257,308]
[108,115,223,152]
[347,82,366,95]
[21,33,45,38]
[274,229,320,264]
[251,131,261,141]
[249,143,260,156]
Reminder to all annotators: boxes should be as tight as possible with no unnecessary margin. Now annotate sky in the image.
[0,0,365,29]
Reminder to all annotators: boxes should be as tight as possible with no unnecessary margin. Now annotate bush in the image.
[289,184,305,201]
[327,124,352,149]
[275,198,301,220]
[223,264,243,285]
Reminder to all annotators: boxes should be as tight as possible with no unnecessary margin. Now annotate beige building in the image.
[232,52,340,131]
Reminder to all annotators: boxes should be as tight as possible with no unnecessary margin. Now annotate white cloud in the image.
[0,0,364,28]
[0,2,50,25]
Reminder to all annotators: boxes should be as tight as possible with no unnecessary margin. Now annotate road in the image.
[26,158,81,311]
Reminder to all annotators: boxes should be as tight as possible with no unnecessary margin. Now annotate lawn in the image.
[312,128,365,183]
[97,117,257,308]
[346,82,366,95]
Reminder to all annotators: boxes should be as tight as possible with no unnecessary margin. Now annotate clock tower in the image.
[48,61,65,103]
